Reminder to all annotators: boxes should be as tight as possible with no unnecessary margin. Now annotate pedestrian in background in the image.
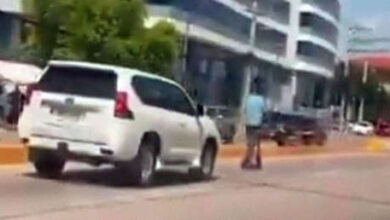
[242,80,266,170]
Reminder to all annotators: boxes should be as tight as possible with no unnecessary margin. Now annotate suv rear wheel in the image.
[32,149,66,178]
[127,140,157,187]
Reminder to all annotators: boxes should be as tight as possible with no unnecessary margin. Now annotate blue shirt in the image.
[245,94,266,127]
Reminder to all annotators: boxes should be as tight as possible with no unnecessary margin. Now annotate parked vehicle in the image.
[349,121,374,136]
[262,111,327,147]
[18,61,220,186]
[206,106,238,144]
[375,119,390,136]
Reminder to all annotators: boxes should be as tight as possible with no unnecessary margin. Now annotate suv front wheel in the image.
[189,142,216,180]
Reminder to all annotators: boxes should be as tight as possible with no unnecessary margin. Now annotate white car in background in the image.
[349,121,374,136]
[18,61,220,186]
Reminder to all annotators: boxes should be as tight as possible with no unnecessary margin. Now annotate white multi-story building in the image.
[1,0,341,112]
[147,0,341,112]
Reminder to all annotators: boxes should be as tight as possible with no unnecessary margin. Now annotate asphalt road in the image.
[1,152,390,220]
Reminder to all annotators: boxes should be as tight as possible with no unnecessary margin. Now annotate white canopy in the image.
[0,0,23,14]
[0,60,43,85]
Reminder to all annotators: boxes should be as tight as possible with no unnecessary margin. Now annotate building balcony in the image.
[298,31,338,55]
[296,41,336,77]
[295,55,334,78]
[299,27,338,54]
[300,12,338,47]
[300,2,339,28]
[255,25,287,57]
[148,5,250,45]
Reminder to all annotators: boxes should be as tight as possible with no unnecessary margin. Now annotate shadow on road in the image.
[23,167,218,188]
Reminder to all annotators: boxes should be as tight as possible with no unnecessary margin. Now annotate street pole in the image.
[240,0,258,111]
[358,61,369,122]
[247,0,258,98]
[340,59,349,131]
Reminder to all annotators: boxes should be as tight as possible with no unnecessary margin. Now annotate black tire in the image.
[275,132,287,147]
[189,142,216,180]
[32,149,65,178]
[276,136,286,147]
[277,140,286,147]
[130,140,157,187]
[316,140,325,146]
[315,135,326,146]
[302,136,312,146]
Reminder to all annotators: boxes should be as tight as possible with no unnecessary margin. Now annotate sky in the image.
[341,0,390,53]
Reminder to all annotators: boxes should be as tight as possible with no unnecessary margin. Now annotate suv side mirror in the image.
[197,104,205,116]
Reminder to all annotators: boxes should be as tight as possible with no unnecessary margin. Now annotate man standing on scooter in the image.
[242,79,267,170]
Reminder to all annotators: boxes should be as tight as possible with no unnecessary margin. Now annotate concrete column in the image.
[266,67,274,109]
[235,62,253,143]
[358,61,369,122]
[291,72,298,110]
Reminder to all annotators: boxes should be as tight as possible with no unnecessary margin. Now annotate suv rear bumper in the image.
[27,135,134,163]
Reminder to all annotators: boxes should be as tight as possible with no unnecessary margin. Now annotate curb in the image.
[218,138,371,160]
[0,137,375,165]
[0,144,27,165]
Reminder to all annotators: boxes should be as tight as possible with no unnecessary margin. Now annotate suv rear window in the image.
[38,66,117,99]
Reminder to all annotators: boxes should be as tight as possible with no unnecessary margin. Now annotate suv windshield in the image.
[38,66,117,99]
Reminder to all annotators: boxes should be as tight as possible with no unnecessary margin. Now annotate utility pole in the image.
[241,0,258,109]
[358,61,369,122]
[180,13,191,88]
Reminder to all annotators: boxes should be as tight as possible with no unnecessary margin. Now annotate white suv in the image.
[18,61,220,186]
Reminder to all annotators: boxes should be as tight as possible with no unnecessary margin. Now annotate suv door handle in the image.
[179,122,187,128]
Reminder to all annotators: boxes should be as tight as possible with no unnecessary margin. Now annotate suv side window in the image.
[132,76,167,109]
[132,76,195,116]
[164,83,195,116]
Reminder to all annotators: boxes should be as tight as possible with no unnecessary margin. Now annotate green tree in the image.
[33,0,179,77]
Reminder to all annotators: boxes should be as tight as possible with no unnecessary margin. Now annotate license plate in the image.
[52,111,81,122]
[50,108,84,121]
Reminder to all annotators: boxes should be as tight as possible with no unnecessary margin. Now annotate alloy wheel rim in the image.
[141,150,154,181]
[202,149,214,175]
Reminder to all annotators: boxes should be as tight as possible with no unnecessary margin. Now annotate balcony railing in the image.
[255,42,286,56]
[150,6,251,44]
[297,54,335,71]
[181,12,250,44]
[302,0,340,20]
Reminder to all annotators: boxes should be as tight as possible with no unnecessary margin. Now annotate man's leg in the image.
[255,137,262,169]
[242,127,256,168]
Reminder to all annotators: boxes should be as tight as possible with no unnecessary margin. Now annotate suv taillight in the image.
[115,92,132,118]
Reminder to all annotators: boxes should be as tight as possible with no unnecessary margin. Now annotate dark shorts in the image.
[246,126,261,148]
